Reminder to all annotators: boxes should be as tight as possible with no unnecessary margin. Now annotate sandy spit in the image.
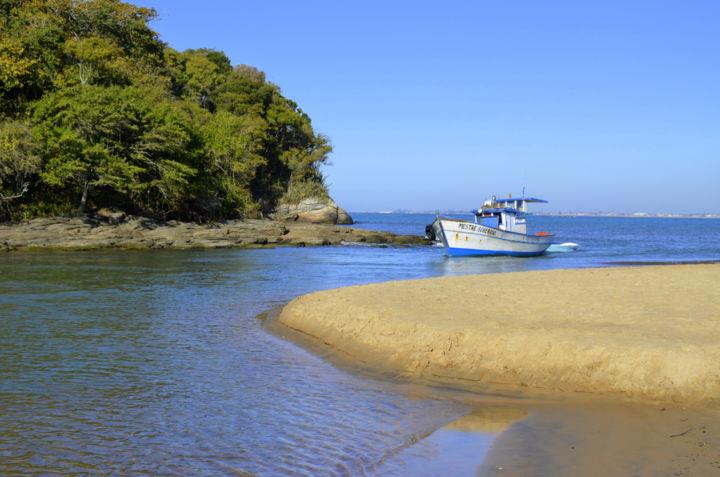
[277,264,720,404]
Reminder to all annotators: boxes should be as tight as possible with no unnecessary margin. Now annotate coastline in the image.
[359,211,720,219]
[0,216,429,252]
[274,264,720,405]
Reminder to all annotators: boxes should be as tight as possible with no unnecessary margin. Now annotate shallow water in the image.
[1,215,718,475]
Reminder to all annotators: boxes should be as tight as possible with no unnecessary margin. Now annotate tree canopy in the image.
[0,0,331,221]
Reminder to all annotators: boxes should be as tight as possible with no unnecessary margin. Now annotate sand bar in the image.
[277,264,720,404]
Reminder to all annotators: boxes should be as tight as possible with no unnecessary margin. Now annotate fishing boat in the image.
[426,195,554,256]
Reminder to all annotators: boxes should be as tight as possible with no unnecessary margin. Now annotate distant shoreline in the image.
[538,212,720,219]
[354,211,720,219]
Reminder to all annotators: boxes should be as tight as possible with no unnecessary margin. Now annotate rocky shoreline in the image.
[0,216,429,252]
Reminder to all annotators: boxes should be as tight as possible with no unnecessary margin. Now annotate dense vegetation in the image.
[0,0,331,222]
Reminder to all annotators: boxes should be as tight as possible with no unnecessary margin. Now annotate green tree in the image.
[0,39,37,94]
[0,120,41,218]
[32,84,197,216]
[125,89,200,218]
[168,48,233,111]
[1,0,335,222]
[1,0,165,114]
[32,85,144,213]
[199,110,267,217]
[253,92,332,210]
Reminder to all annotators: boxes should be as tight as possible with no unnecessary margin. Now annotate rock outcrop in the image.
[0,215,427,251]
[271,197,353,224]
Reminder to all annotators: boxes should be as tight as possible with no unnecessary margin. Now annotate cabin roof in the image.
[494,197,548,203]
[471,208,528,215]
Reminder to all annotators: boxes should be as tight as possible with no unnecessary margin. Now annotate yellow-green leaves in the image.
[0,40,37,91]
[60,35,132,86]
[0,120,41,202]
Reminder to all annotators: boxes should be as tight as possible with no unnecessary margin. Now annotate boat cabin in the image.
[470,196,548,234]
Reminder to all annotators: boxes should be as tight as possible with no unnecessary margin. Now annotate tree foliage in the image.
[0,0,332,221]
[0,119,41,214]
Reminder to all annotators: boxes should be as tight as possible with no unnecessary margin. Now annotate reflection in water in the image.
[444,407,528,434]
[435,255,549,276]
[378,406,528,476]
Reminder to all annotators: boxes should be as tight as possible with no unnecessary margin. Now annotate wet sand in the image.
[272,264,720,475]
[475,402,720,477]
[370,400,720,476]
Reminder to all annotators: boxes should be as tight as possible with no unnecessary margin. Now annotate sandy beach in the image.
[277,264,720,404]
[273,264,720,475]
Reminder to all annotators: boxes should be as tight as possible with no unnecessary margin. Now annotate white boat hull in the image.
[435,219,553,256]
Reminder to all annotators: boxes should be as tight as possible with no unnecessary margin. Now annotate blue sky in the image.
[143,0,719,214]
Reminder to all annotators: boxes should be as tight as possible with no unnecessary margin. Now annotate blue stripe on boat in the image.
[446,247,546,257]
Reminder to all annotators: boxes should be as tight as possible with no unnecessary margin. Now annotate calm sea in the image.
[1,214,718,476]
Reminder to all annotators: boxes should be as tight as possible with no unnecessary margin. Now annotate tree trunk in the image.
[78,179,89,215]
